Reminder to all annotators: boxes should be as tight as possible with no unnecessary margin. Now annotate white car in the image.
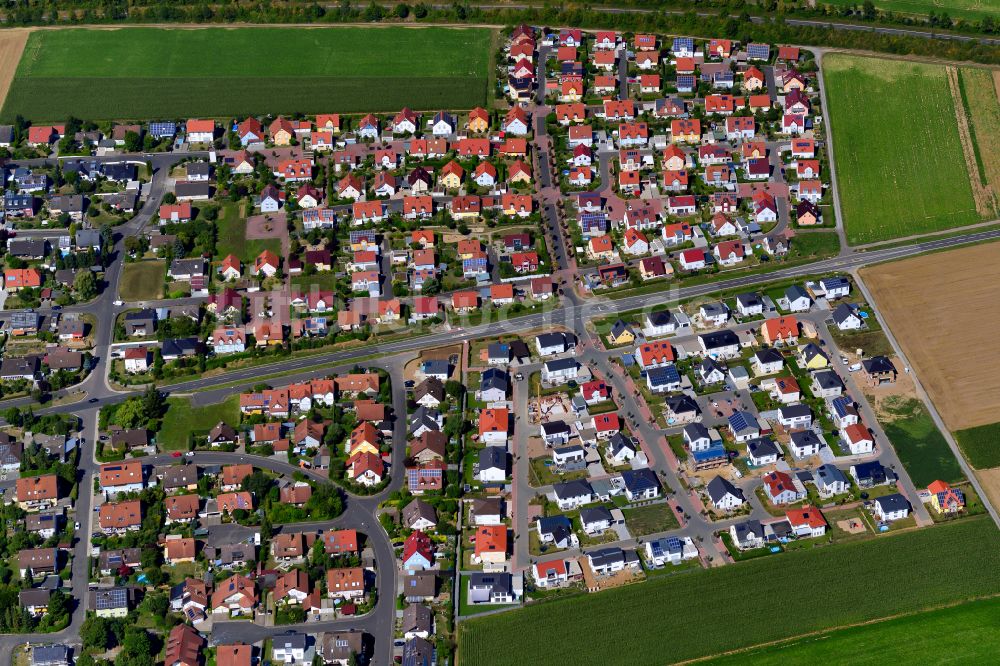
[184,451,195,458]
[75,521,80,530]
[113,300,124,306]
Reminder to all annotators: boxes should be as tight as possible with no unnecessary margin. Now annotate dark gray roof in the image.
[779,404,812,419]
[478,446,506,472]
[684,422,710,441]
[31,644,69,666]
[736,292,763,308]
[588,547,625,568]
[553,479,592,500]
[875,493,909,513]
[273,632,308,651]
[785,285,809,301]
[608,432,636,456]
[580,506,613,525]
[666,394,699,415]
[700,329,739,349]
[813,370,844,391]
[544,357,577,372]
[754,348,784,365]
[622,468,660,495]
[402,603,433,632]
[790,429,821,450]
[403,636,434,666]
[747,437,779,458]
[706,475,744,503]
[536,332,567,348]
[815,464,847,486]
[647,309,674,327]
[542,420,571,436]
[733,519,763,543]
[832,302,857,324]
[863,356,896,374]
[174,181,211,198]
[402,499,437,528]
[480,367,508,393]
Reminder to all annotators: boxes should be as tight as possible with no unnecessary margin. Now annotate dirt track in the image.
[861,242,1000,432]
[0,29,29,111]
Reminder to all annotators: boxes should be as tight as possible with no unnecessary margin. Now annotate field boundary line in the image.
[946,65,994,218]
[851,217,1000,250]
[681,586,1000,664]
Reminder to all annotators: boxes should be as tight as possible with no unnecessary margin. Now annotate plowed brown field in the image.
[861,242,1000,431]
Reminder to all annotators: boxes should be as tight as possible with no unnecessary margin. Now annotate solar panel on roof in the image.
[748,43,770,60]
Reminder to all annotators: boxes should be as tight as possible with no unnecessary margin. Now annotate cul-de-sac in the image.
[0,5,999,666]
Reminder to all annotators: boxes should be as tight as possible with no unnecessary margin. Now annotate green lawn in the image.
[827,326,893,359]
[823,0,1000,22]
[3,26,492,120]
[621,503,680,537]
[784,231,841,260]
[706,595,1000,665]
[879,398,965,487]
[215,201,282,263]
[457,517,1000,666]
[290,272,340,292]
[956,421,1000,469]
[119,260,165,301]
[158,395,241,451]
[824,54,981,245]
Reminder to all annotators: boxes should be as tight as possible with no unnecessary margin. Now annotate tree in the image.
[137,592,169,623]
[81,616,114,650]
[364,2,383,21]
[241,470,272,499]
[394,2,410,18]
[142,386,166,419]
[113,397,147,430]
[421,278,440,296]
[74,269,97,300]
[445,380,465,401]
[123,131,142,153]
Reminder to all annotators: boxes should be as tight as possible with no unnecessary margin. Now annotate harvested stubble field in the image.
[458,518,1000,666]
[0,29,29,107]
[860,242,1000,433]
[0,26,492,120]
[824,54,981,245]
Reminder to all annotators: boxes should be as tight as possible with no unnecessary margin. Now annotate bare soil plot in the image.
[974,467,1000,517]
[0,29,30,111]
[861,243,1000,431]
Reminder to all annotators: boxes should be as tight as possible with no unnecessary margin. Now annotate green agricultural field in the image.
[706,595,1000,665]
[824,54,981,245]
[956,421,1000,469]
[880,398,965,487]
[823,0,1000,22]
[457,517,1000,666]
[2,26,492,121]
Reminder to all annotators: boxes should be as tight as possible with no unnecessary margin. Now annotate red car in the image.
[171,451,182,458]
